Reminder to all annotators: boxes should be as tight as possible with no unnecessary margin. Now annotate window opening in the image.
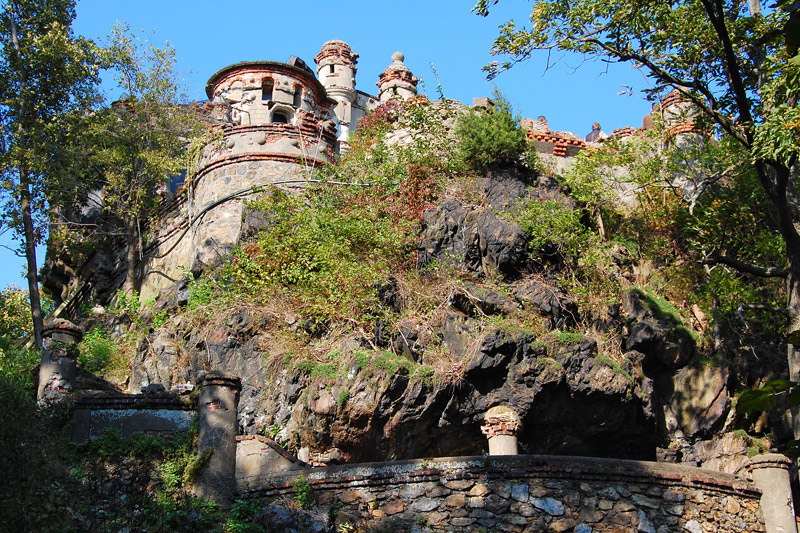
[262,79,273,101]
[272,111,289,124]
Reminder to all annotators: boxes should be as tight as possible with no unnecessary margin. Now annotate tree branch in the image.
[703,254,789,277]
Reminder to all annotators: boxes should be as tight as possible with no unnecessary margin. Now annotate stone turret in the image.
[377,52,418,103]
[315,40,359,147]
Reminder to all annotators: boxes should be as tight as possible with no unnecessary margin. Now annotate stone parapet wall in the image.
[242,455,764,532]
[72,392,194,442]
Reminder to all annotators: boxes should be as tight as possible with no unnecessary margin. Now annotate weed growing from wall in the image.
[293,474,314,509]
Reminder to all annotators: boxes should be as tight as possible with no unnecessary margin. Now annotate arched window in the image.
[272,111,289,124]
[262,79,273,101]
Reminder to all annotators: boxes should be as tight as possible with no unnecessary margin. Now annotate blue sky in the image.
[1,0,655,291]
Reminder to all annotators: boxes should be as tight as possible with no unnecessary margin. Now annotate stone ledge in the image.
[241,454,761,499]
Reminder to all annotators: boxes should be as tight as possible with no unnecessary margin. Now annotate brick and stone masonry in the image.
[193,372,242,509]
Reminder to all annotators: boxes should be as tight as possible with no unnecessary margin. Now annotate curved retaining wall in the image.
[242,454,765,532]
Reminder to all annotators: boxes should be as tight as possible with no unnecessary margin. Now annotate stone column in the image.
[481,406,521,455]
[747,454,797,533]
[193,372,241,508]
[37,319,83,403]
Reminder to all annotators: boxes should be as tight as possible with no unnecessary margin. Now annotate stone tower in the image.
[377,52,418,103]
[315,40,359,147]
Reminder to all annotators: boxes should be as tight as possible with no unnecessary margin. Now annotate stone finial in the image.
[481,406,521,455]
[377,51,418,103]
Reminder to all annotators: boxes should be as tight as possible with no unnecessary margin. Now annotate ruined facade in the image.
[138,41,418,300]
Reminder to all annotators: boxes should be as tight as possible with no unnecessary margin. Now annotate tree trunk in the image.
[123,218,139,294]
[20,168,43,350]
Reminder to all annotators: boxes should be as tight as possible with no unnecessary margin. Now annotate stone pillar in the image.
[37,319,83,403]
[747,454,797,533]
[193,372,241,508]
[481,406,521,455]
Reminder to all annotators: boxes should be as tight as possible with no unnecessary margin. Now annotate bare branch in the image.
[702,254,789,277]
[737,303,793,322]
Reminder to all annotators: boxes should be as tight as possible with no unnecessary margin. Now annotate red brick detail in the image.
[314,41,359,68]
[481,414,521,438]
[668,121,697,136]
[377,68,419,88]
[611,126,636,139]
[210,66,328,106]
[525,129,586,157]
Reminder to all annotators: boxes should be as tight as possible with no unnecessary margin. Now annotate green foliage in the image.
[0,348,75,531]
[455,89,528,171]
[509,199,589,261]
[549,331,584,344]
[227,188,407,320]
[74,424,223,530]
[111,288,141,315]
[738,379,800,414]
[594,354,634,383]
[753,54,800,166]
[0,285,32,350]
[80,22,202,292]
[293,475,314,510]
[77,325,117,373]
[337,388,350,409]
[226,498,268,533]
[187,273,216,311]
[0,1,100,350]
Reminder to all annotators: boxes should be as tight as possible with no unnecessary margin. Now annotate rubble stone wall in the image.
[242,455,764,532]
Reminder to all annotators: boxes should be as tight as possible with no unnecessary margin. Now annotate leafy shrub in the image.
[509,199,590,261]
[228,189,407,320]
[0,286,32,351]
[187,274,215,311]
[455,90,527,171]
[226,498,268,533]
[78,326,117,373]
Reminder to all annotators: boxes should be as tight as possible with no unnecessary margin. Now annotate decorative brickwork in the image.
[314,40,359,69]
[481,413,521,438]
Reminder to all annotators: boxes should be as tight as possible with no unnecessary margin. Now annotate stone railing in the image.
[240,454,767,532]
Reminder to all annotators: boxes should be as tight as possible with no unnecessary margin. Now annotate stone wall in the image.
[72,391,194,442]
[241,454,765,532]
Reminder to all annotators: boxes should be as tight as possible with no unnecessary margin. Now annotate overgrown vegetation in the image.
[455,89,530,171]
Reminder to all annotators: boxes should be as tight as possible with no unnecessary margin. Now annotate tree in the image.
[474,0,800,433]
[82,23,200,294]
[0,0,99,349]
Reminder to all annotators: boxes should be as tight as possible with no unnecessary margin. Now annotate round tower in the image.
[315,40,359,146]
[377,52,418,104]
